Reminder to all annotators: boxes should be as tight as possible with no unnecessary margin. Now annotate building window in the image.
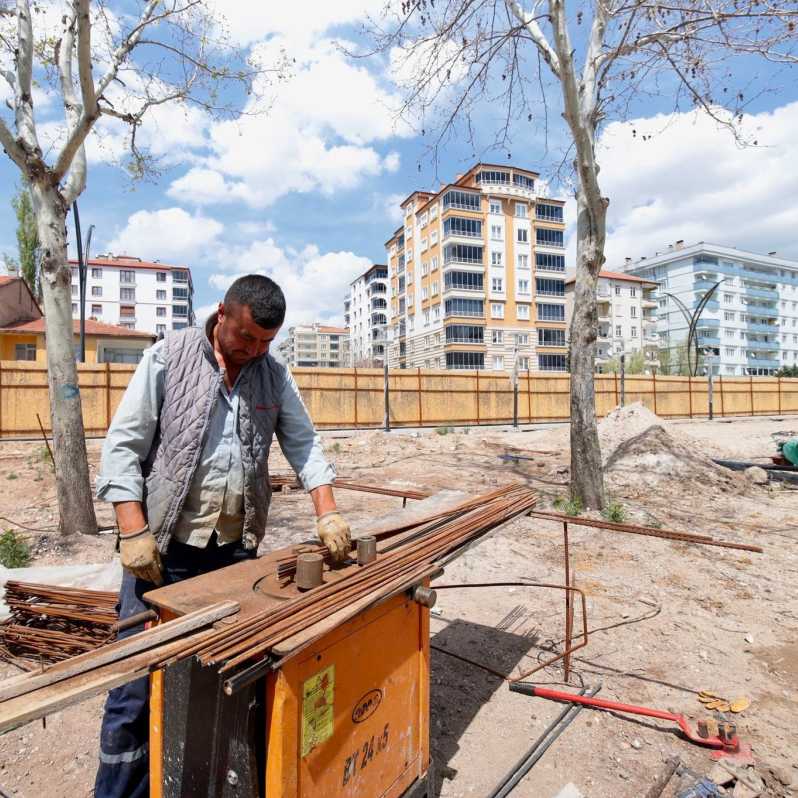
[445,324,484,344]
[173,322,187,329]
[492,277,503,292]
[491,224,502,240]
[615,285,622,296]
[513,173,535,189]
[724,293,733,304]
[518,254,529,270]
[630,287,637,297]
[91,304,102,315]
[15,343,36,361]
[517,304,530,320]
[433,306,440,321]
[430,230,438,246]
[101,347,144,364]
[630,306,637,318]
[536,228,564,247]
[539,354,567,371]
[157,289,167,300]
[725,347,736,357]
[493,355,504,370]
[444,217,482,238]
[173,304,188,317]
[423,310,430,326]
[517,279,530,295]
[92,286,102,297]
[172,270,188,283]
[537,303,565,322]
[724,311,735,321]
[71,284,78,297]
[446,351,484,370]
[120,269,135,284]
[443,244,483,265]
[489,199,501,215]
[536,203,563,222]
[421,237,428,251]
[431,256,439,271]
[71,303,77,314]
[492,330,503,344]
[491,302,504,319]
[443,189,481,211]
[514,333,529,345]
[538,328,566,347]
[631,326,638,338]
[536,253,565,272]
[535,277,564,296]
[515,203,527,218]
[120,287,135,301]
[156,324,166,335]
[517,228,528,243]
[430,204,438,219]
[156,271,167,282]
[476,170,510,185]
[91,267,103,278]
[431,281,439,295]
[616,325,622,337]
[444,298,483,317]
[156,306,167,317]
[444,271,483,291]
[491,252,503,267]
[422,287,429,300]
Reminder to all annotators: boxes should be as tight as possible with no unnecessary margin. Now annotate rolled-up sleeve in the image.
[275,368,335,492]
[96,342,166,503]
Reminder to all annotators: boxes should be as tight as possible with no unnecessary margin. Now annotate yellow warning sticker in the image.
[301,664,335,757]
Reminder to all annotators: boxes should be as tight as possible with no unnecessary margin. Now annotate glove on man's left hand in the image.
[316,511,352,564]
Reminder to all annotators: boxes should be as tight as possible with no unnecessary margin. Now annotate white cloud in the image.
[207,237,371,330]
[593,102,798,267]
[107,208,224,262]
[168,36,409,209]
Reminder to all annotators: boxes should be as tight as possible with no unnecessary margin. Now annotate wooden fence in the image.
[1,360,797,437]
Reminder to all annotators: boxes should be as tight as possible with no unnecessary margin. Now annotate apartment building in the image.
[69,255,195,336]
[277,323,350,368]
[565,271,659,372]
[385,163,567,371]
[624,242,798,376]
[345,265,389,366]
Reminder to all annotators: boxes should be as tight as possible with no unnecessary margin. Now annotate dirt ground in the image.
[0,409,796,797]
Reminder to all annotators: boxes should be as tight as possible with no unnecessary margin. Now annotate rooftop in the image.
[566,270,658,286]
[0,318,156,339]
[67,255,191,273]
[621,242,798,272]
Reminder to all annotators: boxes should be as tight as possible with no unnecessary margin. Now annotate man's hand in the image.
[119,524,164,585]
[316,511,352,564]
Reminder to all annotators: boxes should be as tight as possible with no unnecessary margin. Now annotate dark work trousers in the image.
[94,534,256,798]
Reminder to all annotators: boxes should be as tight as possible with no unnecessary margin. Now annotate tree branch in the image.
[52,0,161,184]
[75,0,98,121]
[0,113,27,170]
[13,0,39,153]
[505,0,561,77]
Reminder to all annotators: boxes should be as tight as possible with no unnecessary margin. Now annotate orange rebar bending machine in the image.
[143,552,434,798]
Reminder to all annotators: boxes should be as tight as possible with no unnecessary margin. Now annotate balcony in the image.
[747,305,778,318]
[693,278,723,291]
[743,285,778,301]
[477,181,536,202]
[747,356,779,368]
[641,298,658,309]
[746,321,778,333]
[745,339,779,351]
[696,335,720,346]
[368,283,387,294]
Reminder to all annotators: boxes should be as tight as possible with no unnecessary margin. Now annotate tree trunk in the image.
[30,181,98,536]
[568,186,606,510]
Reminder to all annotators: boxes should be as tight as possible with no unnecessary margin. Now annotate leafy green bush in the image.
[553,495,583,516]
[6,472,18,480]
[0,530,31,568]
[602,501,627,523]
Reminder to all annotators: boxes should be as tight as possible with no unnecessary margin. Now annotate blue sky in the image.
[2,1,798,332]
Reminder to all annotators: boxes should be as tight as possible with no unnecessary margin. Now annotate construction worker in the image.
[93,274,351,798]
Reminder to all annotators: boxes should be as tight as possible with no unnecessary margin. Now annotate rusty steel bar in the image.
[563,521,573,682]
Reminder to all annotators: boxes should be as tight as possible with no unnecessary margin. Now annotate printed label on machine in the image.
[301,664,335,757]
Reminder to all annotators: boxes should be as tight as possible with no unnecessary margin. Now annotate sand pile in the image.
[598,403,744,493]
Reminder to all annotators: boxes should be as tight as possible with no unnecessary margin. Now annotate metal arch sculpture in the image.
[664,279,725,376]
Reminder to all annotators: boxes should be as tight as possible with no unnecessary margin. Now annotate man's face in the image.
[215,302,280,367]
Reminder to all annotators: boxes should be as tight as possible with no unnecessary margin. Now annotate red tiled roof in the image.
[0,276,16,286]
[566,270,657,285]
[317,326,348,334]
[67,256,190,273]
[0,318,155,339]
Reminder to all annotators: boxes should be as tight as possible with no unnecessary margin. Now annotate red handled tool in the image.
[509,683,740,753]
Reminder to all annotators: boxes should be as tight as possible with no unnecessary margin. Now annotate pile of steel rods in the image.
[1,581,118,666]
[169,483,537,676]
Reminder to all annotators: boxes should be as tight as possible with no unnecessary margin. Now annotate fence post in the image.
[105,362,111,431]
[353,368,359,428]
[778,376,782,415]
[475,369,480,426]
[719,375,725,417]
[749,375,754,416]
[613,371,619,406]
[687,376,693,418]
[708,369,714,421]
[513,378,519,428]
[652,370,658,416]
[383,363,390,432]
[416,367,423,427]
[527,369,532,423]
[620,353,626,407]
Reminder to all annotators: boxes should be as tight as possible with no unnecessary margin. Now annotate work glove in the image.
[316,511,352,564]
[119,524,164,585]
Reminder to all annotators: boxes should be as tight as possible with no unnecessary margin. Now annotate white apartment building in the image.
[345,265,389,366]
[565,271,659,372]
[624,242,798,376]
[69,255,194,336]
[385,163,568,372]
[277,323,350,368]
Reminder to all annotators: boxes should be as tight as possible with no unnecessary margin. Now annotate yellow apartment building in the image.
[385,163,567,371]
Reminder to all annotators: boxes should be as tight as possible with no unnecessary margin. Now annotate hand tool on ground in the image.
[508,684,742,753]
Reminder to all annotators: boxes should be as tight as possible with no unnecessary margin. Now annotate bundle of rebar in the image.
[169,483,537,677]
[1,581,118,667]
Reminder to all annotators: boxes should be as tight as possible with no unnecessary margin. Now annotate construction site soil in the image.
[0,407,796,797]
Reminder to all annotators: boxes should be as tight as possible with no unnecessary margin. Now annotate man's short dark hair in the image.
[224,275,286,329]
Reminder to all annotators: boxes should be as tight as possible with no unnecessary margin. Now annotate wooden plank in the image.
[0,629,212,733]
[0,600,239,702]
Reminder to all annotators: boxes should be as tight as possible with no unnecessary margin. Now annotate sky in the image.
[1,2,798,333]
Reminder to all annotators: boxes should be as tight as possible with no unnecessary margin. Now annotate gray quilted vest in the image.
[142,323,282,553]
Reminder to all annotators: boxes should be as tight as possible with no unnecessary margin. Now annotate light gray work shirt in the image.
[96,339,334,547]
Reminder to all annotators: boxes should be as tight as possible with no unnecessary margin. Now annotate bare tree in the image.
[365,0,796,508]
[0,1,281,535]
